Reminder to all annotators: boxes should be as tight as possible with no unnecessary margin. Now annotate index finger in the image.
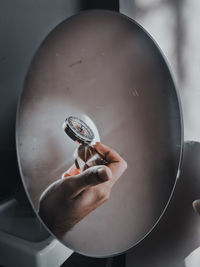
[93,142,127,184]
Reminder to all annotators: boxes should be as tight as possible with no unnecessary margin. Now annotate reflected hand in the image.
[38,142,127,238]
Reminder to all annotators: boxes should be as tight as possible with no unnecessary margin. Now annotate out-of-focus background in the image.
[120,0,200,143]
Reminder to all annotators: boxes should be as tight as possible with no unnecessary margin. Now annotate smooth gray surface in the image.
[0,199,73,267]
[0,199,49,242]
[17,10,182,256]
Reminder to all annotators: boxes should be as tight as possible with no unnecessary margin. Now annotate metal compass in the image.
[63,116,94,145]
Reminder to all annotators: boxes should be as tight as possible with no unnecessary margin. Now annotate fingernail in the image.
[97,166,112,182]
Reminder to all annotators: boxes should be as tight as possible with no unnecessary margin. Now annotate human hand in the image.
[38,142,127,238]
[193,199,200,215]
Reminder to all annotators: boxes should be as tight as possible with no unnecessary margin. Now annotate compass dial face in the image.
[66,116,94,144]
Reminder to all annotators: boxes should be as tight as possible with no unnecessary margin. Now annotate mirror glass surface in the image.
[16,10,183,257]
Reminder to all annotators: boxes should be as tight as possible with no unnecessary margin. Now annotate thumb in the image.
[193,199,200,215]
[66,165,112,197]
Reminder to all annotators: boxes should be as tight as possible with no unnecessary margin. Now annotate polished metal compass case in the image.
[63,116,95,145]
[63,116,107,171]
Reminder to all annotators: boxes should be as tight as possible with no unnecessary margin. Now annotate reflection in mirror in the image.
[16,10,183,257]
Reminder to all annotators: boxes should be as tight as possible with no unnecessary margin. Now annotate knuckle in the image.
[103,190,110,201]
[95,187,110,202]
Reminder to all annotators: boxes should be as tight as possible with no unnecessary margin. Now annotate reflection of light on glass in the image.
[82,114,100,144]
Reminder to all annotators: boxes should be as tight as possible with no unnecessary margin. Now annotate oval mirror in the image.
[16,10,183,257]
